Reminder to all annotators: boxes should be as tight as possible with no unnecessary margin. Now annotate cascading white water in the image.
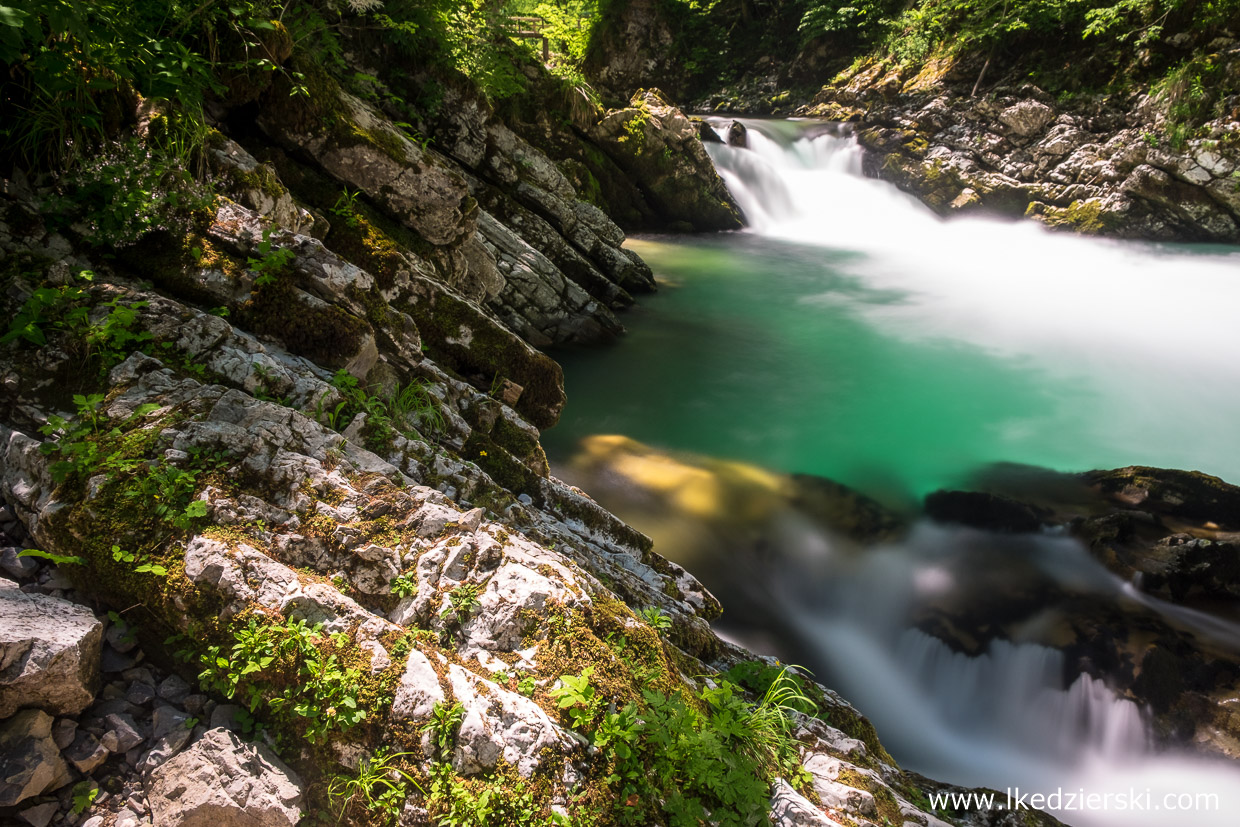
[700,120,1240,826]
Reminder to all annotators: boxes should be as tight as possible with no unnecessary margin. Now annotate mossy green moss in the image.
[239,276,369,369]
[328,205,406,291]
[490,416,550,478]
[1025,198,1120,235]
[462,432,543,502]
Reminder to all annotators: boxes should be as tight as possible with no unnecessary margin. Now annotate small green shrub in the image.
[426,700,464,757]
[196,616,367,744]
[391,572,416,598]
[551,664,815,825]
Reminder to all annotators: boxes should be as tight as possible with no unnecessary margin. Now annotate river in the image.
[544,119,1240,826]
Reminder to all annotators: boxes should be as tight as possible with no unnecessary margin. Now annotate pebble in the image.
[156,675,190,705]
[52,718,78,750]
[126,683,157,707]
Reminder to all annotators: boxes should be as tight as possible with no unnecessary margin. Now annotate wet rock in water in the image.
[146,728,304,827]
[1084,466,1240,529]
[0,576,103,718]
[727,119,748,148]
[924,489,1049,533]
[0,709,72,807]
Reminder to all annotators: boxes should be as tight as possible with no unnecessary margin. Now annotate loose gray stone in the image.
[0,576,103,717]
[101,713,145,753]
[146,728,304,827]
[18,800,60,827]
[0,546,38,579]
[0,709,72,807]
[51,718,77,750]
[126,682,157,707]
[64,730,109,774]
[156,674,191,704]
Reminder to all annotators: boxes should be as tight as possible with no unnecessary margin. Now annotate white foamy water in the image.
[703,121,1240,826]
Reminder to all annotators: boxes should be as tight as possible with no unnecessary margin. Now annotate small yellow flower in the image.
[479,450,488,457]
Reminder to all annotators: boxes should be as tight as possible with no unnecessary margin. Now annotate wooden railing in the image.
[506,14,594,62]
[509,15,549,60]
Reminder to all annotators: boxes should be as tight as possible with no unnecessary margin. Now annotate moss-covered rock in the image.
[589,89,744,232]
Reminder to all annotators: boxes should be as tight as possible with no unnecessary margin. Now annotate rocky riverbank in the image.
[795,56,1240,243]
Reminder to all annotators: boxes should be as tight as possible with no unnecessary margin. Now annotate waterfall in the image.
[693,120,1240,826]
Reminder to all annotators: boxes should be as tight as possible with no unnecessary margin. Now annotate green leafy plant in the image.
[551,666,599,730]
[327,748,421,825]
[442,582,482,620]
[70,780,99,815]
[517,675,537,697]
[637,606,672,634]
[552,663,816,825]
[248,228,296,287]
[426,700,464,757]
[2,269,152,373]
[330,187,362,228]
[390,572,416,598]
[196,616,366,744]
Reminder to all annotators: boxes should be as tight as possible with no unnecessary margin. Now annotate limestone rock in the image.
[390,649,445,722]
[0,709,72,807]
[258,81,475,248]
[448,665,574,777]
[0,576,103,718]
[770,779,838,826]
[146,728,304,827]
[999,100,1056,138]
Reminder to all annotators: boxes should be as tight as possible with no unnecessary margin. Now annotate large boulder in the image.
[590,89,743,232]
[0,576,103,718]
[0,709,72,807]
[145,727,304,827]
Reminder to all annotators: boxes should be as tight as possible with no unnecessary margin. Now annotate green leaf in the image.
[18,548,86,566]
[0,6,30,27]
[183,500,209,519]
